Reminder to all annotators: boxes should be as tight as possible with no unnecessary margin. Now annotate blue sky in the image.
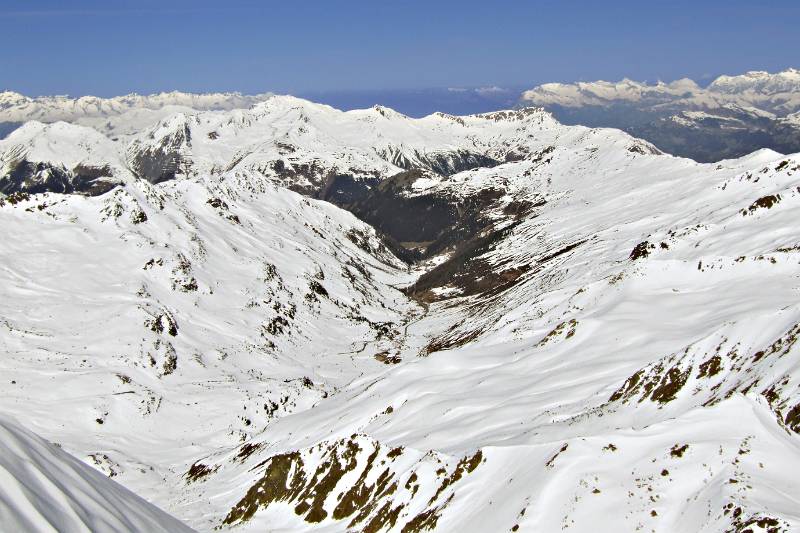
[2,0,799,98]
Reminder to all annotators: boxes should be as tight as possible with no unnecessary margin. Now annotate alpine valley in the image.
[1,89,800,533]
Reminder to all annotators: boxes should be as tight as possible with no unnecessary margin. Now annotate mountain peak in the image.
[370,104,409,119]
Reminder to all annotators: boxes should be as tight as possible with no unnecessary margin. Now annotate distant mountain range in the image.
[0,90,274,144]
[0,90,273,122]
[0,86,520,131]
[3,68,799,163]
[521,68,800,162]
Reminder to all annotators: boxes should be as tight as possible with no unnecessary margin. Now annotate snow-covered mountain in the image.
[520,68,800,162]
[0,414,194,532]
[0,96,559,197]
[0,121,133,194]
[1,95,800,532]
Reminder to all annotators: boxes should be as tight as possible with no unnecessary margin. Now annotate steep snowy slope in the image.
[0,170,417,524]
[0,414,194,532]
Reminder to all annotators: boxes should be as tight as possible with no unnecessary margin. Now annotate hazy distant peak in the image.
[708,68,800,95]
[522,68,800,117]
[0,90,274,123]
[523,77,702,108]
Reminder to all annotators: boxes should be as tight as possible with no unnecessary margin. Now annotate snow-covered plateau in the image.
[1,93,799,532]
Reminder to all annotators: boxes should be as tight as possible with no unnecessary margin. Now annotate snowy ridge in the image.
[0,414,194,532]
